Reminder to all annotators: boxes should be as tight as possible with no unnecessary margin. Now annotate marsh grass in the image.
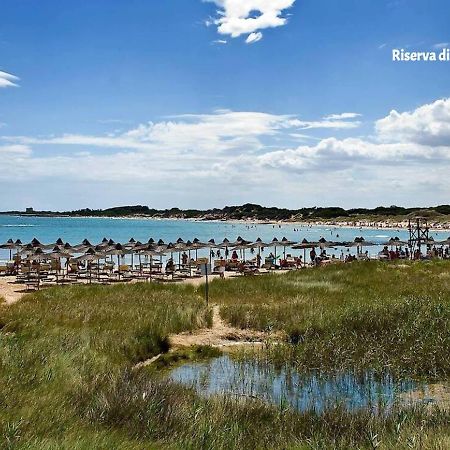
[0,263,449,449]
[211,261,450,377]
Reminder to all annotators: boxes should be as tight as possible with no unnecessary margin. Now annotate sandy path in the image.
[170,304,282,349]
[0,276,28,305]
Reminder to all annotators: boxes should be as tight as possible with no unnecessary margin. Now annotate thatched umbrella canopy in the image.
[105,243,131,279]
[0,239,16,260]
[30,238,43,248]
[49,245,73,273]
[280,237,297,259]
[139,245,166,279]
[190,238,207,260]
[24,248,49,265]
[384,237,408,247]
[19,243,35,255]
[270,237,280,263]
[231,242,253,261]
[344,237,375,253]
[251,237,270,248]
[172,241,188,267]
[292,238,319,266]
[97,237,109,248]
[50,245,73,259]
[63,242,73,252]
[74,248,106,283]
[24,248,48,289]
[247,237,270,264]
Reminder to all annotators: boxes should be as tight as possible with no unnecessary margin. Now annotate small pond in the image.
[168,355,427,413]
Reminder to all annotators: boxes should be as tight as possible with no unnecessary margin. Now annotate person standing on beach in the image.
[219,257,226,279]
[310,248,317,264]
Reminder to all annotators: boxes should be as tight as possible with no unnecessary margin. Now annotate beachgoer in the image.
[219,257,226,279]
[181,252,188,265]
[165,258,175,274]
[310,248,316,263]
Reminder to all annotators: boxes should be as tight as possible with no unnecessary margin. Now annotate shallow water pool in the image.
[169,355,423,413]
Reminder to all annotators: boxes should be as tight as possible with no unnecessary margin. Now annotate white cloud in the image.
[376,98,450,146]
[255,138,449,175]
[290,119,361,129]
[205,0,296,42]
[8,110,362,155]
[324,112,362,120]
[212,39,228,44]
[246,32,263,44]
[2,99,450,208]
[0,70,19,89]
[433,42,449,50]
[0,144,32,158]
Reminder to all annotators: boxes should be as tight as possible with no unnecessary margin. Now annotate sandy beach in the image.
[0,270,276,307]
[0,276,27,305]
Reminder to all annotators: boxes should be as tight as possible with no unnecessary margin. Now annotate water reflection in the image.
[169,355,420,413]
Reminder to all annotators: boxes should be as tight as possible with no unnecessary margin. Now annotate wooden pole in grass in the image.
[204,262,209,306]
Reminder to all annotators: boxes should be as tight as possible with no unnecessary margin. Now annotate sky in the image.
[0,0,449,211]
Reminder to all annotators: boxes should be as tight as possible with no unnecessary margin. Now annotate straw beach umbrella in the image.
[24,248,49,289]
[249,238,270,266]
[271,237,280,264]
[74,247,105,283]
[292,239,318,267]
[50,245,73,280]
[0,239,15,260]
[280,237,297,259]
[105,243,130,279]
[139,244,166,280]
[384,237,408,248]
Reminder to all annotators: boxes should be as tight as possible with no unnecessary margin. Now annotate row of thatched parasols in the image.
[1,234,449,265]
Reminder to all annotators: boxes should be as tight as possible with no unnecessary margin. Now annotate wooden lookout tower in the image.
[408,217,430,256]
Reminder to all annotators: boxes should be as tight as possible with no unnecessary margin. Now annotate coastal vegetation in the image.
[1,261,449,448]
[3,202,450,223]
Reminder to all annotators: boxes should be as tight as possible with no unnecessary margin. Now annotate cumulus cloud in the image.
[376,98,450,146]
[3,99,450,207]
[255,138,449,174]
[0,71,19,89]
[433,42,449,50]
[205,0,296,42]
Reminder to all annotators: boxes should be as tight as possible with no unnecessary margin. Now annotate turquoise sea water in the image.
[0,215,447,262]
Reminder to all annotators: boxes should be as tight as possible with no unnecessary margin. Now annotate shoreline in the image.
[1,213,450,233]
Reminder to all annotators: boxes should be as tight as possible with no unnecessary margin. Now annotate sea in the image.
[0,214,447,262]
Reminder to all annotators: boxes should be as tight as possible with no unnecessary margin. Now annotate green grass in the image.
[0,262,449,449]
[211,260,450,377]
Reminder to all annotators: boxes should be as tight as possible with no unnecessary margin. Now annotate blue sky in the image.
[0,0,449,210]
